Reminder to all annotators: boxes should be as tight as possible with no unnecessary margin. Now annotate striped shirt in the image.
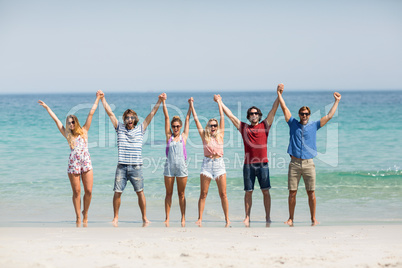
[116,122,145,165]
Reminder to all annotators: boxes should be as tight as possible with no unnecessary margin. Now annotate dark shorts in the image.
[243,162,271,191]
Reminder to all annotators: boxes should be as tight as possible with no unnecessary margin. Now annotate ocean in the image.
[0,91,401,227]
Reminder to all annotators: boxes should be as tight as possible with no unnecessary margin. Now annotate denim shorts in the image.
[163,160,188,177]
[200,157,226,180]
[243,162,271,191]
[114,164,144,193]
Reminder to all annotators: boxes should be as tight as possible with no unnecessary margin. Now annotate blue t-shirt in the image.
[116,122,145,165]
[287,116,321,159]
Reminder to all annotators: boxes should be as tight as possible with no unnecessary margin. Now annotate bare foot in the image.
[142,217,150,227]
[311,218,320,226]
[225,220,231,228]
[76,219,81,228]
[112,218,118,227]
[195,219,202,227]
[284,218,294,227]
[82,210,88,224]
[164,219,170,227]
[181,216,185,227]
[243,217,250,227]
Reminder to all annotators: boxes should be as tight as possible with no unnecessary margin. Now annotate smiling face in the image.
[299,108,311,125]
[66,115,79,132]
[171,122,182,136]
[68,118,75,130]
[208,119,218,135]
[170,116,183,137]
[247,108,260,125]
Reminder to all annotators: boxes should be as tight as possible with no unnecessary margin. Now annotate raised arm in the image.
[320,92,341,127]
[181,99,192,141]
[219,97,240,130]
[38,100,66,138]
[162,95,171,141]
[143,93,165,131]
[214,94,225,138]
[189,97,205,139]
[263,84,282,126]
[82,90,102,131]
[100,92,119,129]
[277,84,292,122]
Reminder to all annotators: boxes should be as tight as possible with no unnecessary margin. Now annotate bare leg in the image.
[285,190,297,226]
[216,174,230,226]
[81,169,93,225]
[307,190,319,226]
[196,174,211,226]
[136,190,150,224]
[244,191,253,227]
[176,176,188,227]
[261,189,271,223]
[68,173,81,227]
[113,192,122,226]
[164,176,175,225]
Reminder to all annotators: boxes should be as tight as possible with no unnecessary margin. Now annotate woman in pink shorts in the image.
[189,95,230,227]
[38,91,101,226]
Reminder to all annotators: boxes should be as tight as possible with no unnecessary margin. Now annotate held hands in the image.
[96,90,104,99]
[213,94,221,103]
[188,97,194,104]
[159,93,167,101]
[277,83,284,95]
[334,92,341,102]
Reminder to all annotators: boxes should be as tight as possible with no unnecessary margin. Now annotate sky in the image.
[0,0,401,94]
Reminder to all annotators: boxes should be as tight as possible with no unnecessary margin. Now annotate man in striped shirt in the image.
[100,91,166,226]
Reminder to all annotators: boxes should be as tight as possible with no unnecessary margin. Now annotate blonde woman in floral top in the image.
[38,91,101,226]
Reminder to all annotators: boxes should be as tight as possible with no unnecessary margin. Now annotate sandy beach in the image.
[1,224,401,267]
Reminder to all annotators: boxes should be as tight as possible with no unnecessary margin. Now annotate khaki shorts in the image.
[288,158,316,191]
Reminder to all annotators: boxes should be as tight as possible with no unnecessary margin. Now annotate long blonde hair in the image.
[204,118,222,144]
[65,115,85,149]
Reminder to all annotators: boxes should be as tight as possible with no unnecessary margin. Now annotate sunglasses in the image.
[249,112,259,116]
[209,124,218,128]
[299,112,310,116]
[125,116,136,121]
[68,121,75,125]
[172,125,181,129]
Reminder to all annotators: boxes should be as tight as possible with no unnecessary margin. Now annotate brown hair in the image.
[298,106,311,115]
[246,106,263,122]
[122,109,139,127]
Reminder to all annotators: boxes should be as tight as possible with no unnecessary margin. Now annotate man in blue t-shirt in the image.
[277,87,341,226]
[100,91,166,226]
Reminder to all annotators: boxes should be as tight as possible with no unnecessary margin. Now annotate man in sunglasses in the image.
[218,84,283,226]
[99,91,166,226]
[277,88,341,226]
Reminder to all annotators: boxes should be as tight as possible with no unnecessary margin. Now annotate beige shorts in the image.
[288,158,316,191]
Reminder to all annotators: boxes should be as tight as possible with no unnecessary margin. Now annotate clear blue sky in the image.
[0,0,401,93]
